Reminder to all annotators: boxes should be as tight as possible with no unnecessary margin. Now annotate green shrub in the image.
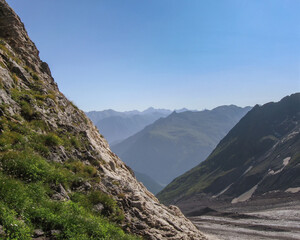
[0,202,32,240]
[0,175,30,213]
[43,133,62,147]
[31,73,39,81]
[87,191,124,223]
[0,151,71,186]
[29,120,49,132]
[11,73,19,84]
[0,130,25,151]
[32,142,50,157]
[47,90,57,103]
[20,100,36,121]
[70,136,81,148]
[24,66,31,73]
[0,151,51,182]
[6,120,28,135]
[65,160,97,178]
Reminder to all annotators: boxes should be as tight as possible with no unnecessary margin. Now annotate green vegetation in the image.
[10,83,56,120]
[31,72,39,81]
[0,39,22,64]
[0,73,140,239]
[11,73,19,84]
[71,191,125,223]
[0,173,137,239]
[0,112,140,240]
[20,100,38,121]
[65,160,98,179]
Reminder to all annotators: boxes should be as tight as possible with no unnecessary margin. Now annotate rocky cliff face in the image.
[0,1,206,239]
[158,93,300,207]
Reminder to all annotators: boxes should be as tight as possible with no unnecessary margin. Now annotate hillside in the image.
[157,93,300,205]
[112,105,251,185]
[86,108,171,144]
[0,1,206,239]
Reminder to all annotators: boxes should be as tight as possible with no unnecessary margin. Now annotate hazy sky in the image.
[7,0,300,111]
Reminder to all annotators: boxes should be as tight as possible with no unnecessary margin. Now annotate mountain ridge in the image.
[112,105,251,186]
[86,108,171,144]
[157,93,300,206]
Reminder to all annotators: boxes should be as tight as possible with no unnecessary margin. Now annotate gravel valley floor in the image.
[189,200,300,240]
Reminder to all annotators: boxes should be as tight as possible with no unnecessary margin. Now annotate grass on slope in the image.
[0,42,140,239]
[0,114,140,240]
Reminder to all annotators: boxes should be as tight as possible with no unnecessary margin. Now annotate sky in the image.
[6,0,300,111]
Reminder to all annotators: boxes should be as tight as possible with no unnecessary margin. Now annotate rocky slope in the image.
[158,93,300,206]
[112,106,251,185]
[0,1,206,239]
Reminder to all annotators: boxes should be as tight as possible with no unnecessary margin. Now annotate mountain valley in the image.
[157,93,300,239]
[112,105,251,186]
[0,0,299,239]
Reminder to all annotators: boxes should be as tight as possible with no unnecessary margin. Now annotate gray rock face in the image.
[94,203,105,212]
[0,1,207,239]
[33,229,45,237]
[0,225,5,237]
[51,184,70,201]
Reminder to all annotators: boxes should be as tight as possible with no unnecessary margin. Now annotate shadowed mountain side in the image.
[157,93,300,206]
[135,171,164,195]
[96,113,169,145]
[86,109,171,144]
[112,105,251,185]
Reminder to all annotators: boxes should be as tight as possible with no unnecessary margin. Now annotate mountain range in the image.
[86,108,171,145]
[2,1,298,239]
[157,93,300,207]
[112,105,251,186]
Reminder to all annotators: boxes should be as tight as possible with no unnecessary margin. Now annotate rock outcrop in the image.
[0,0,206,239]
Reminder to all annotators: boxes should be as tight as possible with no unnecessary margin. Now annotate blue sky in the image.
[7,0,300,111]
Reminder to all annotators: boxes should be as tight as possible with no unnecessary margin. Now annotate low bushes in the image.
[0,174,139,239]
[0,114,139,240]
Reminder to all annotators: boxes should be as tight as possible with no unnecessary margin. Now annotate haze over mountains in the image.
[2,0,299,239]
[158,93,300,206]
[112,105,251,186]
[86,108,171,145]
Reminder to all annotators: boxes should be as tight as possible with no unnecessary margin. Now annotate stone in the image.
[33,229,45,237]
[50,230,61,236]
[51,184,69,201]
[0,225,5,236]
[94,203,104,212]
